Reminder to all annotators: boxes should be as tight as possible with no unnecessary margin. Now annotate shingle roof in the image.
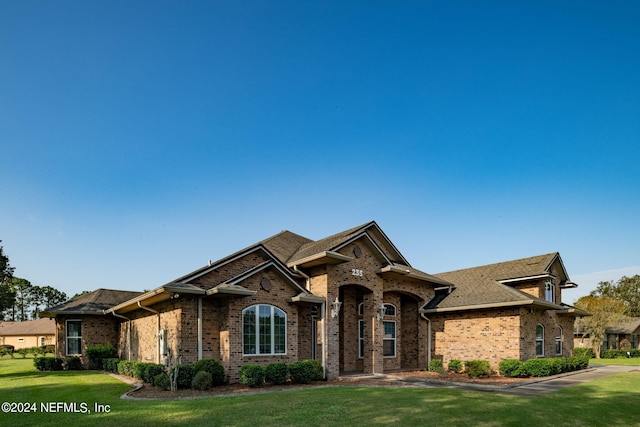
[428,253,563,311]
[258,230,313,263]
[288,222,374,264]
[0,318,55,336]
[40,289,144,316]
[607,316,640,334]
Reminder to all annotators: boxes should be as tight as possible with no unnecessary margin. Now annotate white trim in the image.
[498,274,555,284]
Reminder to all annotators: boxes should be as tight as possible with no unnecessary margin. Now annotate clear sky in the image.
[1,1,638,303]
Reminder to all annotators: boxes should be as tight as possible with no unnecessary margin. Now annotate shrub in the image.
[265,362,289,385]
[428,359,443,372]
[522,358,552,377]
[117,360,137,377]
[34,357,63,371]
[86,344,117,370]
[573,347,595,359]
[0,344,15,358]
[465,360,492,378]
[143,363,166,384]
[289,360,319,384]
[103,358,121,373]
[498,359,523,377]
[154,372,170,390]
[194,358,226,386]
[172,364,196,389]
[447,359,463,374]
[239,364,265,387]
[17,348,29,358]
[65,356,83,370]
[305,359,324,381]
[192,371,213,390]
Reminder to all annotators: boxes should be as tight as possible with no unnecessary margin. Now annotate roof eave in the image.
[420,299,563,314]
[287,251,353,268]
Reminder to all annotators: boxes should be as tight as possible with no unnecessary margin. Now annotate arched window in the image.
[383,303,396,317]
[536,324,544,357]
[243,305,286,355]
[555,326,563,355]
[357,302,364,316]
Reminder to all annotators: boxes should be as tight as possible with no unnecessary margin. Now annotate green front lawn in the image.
[1,358,639,426]
[590,357,640,366]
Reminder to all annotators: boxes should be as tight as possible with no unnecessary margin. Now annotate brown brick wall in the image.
[55,315,119,367]
[430,308,522,369]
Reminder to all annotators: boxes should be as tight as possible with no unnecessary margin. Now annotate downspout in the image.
[110,312,131,361]
[293,265,311,291]
[138,302,160,363]
[321,302,327,379]
[420,312,432,368]
[197,297,203,361]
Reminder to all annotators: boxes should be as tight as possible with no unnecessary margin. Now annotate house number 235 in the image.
[352,269,364,277]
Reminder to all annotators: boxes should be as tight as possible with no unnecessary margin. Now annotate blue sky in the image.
[1,1,638,303]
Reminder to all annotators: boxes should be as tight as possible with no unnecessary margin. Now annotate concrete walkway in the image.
[376,364,637,397]
[497,364,637,396]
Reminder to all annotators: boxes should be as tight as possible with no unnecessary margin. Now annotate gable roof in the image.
[0,318,55,336]
[606,316,640,335]
[423,253,579,313]
[40,289,144,317]
[287,221,410,267]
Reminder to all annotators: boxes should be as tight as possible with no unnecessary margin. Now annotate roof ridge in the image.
[435,252,559,276]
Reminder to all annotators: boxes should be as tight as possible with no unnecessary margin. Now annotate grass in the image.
[590,357,640,366]
[1,358,639,426]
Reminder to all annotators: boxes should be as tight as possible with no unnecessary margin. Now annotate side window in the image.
[383,321,396,357]
[66,320,82,356]
[536,324,544,357]
[555,326,563,355]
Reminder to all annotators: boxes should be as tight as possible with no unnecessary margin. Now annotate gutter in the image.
[108,311,131,361]
[420,312,432,368]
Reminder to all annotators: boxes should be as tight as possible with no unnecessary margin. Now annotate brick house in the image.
[574,316,640,352]
[42,221,587,382]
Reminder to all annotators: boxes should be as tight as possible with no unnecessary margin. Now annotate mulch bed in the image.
[121,370,530,400]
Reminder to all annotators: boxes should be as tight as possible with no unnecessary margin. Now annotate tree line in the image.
[1,241,68,321]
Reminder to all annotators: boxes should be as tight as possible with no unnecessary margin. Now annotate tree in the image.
[574,295,627,358]
[0,242,16,315]
[11,278,32,321]
[590,275,640,317]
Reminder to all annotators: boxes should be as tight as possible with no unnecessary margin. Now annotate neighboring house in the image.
[575,316,640,351]
[0,318,56,349]
[41,221,588,382]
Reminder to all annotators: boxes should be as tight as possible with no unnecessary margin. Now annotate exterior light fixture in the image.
[331,297,342,318]
[376,303,386,321]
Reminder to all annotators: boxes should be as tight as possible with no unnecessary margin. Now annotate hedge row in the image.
[499,356,589,378]
[33,356,82,371]
[239,360,324,388]
[601,349,640,359]
[103,358,227,390]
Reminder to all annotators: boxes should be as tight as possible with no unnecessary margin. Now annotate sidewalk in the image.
[377,364,636,397]
[498,364,637,396]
